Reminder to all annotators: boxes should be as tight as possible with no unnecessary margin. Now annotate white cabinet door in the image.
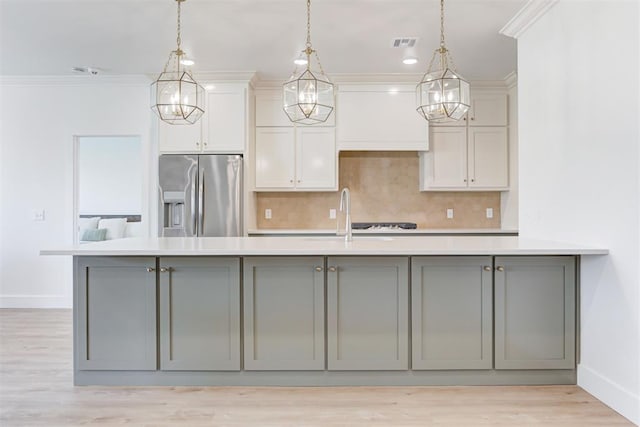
[337,85,428,151]
[422,127,467,189]
[255,128,295,188]
[203,85,246,153]
[296,127,336,189]
[468,127,508,189]
[158,120,203,153]
[468,92,508,126]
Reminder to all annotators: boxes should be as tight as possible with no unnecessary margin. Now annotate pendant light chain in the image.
[176,0,182,54]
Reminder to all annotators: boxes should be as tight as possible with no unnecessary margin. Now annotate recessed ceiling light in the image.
[402,57,418,65]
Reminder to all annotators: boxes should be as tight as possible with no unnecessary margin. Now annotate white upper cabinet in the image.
[159,83,248,153]
[468,92,508,126]
[431,91,508,127]
[255,127,336,191]
[336,84,429,151]
[420,126,508,191]
[255,89,335,127]
[203,84,247,152]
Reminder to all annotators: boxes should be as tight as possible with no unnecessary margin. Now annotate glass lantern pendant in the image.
[151,0,204,125]
[416,0,470,123]
[283,0,334,125]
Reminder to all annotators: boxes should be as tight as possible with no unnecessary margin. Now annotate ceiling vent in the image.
[391,37,418,48]
[71,66,101,76]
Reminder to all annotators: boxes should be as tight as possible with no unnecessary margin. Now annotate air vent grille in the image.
[391,37,418,48]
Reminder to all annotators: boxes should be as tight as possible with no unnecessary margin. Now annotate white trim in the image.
[0,75,152,86]
[0,295,71,309]
[578,364,640,425]
[504,71,518,89]
[499,0,559,39]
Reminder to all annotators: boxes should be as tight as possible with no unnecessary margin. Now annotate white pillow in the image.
[78,217,100,241]
[98,218,127,240]
[124,222,143,238]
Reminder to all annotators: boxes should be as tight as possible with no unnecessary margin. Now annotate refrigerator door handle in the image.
[198,167,205,236]
[191,165,198,236]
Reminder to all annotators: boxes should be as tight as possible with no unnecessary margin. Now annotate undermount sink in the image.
[302,236,394,242]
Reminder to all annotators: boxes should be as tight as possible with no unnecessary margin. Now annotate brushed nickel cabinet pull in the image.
[483,266,492,271]
[496,266,505,272]
[315,266,323,272]
[159,267,169,273]
[146,267,155,273]
[328,266,337,273]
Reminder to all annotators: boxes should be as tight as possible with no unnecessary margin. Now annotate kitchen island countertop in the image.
[41,236,607,256]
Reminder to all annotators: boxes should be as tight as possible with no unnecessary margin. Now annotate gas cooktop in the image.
[352,222,417,230]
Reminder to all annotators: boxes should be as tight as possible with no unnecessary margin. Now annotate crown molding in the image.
[190,71,258,86]
[0,75,152,86]
[504,71,518,89]
[500,0,559,39]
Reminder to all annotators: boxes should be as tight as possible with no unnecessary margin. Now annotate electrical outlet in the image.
[446,208,454,219]
[265,208,272,219]
[329,209,336,219]
[486,208,494,219]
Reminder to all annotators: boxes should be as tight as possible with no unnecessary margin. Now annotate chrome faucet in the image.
[339,187,352,242]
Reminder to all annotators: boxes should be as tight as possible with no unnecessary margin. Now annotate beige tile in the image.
[256,152,502,229]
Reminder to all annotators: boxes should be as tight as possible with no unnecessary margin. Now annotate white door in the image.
[468,127,508,189]
[295,127,336,190]
[255,127,295,189]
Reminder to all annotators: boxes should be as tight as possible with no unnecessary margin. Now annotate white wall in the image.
[0,76,154,308]
[517,1,639,423]
[78,136,142,215]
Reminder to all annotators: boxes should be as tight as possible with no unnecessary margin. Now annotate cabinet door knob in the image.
[463,179,467,183]
[196,142,200,146]
[146,267,156,273]
[315,266,323,272]
[290,179,294,183]
[471,179,475,182]
[471,117,475,121]
[159,267,170,273]
[328,266,337,273]
[483,266,492,271]
[496,266,505,272]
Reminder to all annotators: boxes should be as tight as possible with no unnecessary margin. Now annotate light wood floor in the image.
[0,309,632,426]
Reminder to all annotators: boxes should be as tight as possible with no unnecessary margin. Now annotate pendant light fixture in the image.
[416,0,470,122]
[283,0,334,125]
[151,0,204,125]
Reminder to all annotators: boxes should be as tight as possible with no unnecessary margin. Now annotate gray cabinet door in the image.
[75,256,157,371]
[411,256,493,370]
[327,257,409,370]
[494,256,576,369]
[159,257,240,371]
[243,257,325,370]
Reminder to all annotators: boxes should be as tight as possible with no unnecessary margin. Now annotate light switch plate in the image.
[32,209,45,221]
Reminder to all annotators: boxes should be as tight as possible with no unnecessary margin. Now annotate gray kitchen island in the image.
[42,236,607,386]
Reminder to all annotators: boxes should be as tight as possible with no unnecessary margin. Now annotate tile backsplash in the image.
[255,151,501,229]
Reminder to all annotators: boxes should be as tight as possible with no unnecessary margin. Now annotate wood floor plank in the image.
[0,309,633,426]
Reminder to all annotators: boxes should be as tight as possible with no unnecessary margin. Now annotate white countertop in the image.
[41,236,608,256]
[248,228,519,235]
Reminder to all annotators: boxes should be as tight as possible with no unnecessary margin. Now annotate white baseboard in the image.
[578,364,640,425]
[0,294,71,309]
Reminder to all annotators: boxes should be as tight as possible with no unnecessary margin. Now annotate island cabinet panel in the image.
[159,257,240,371]
[243,257,325,370]
[411,257,493,370]
[75,257,157,371]
[494,256,576,370]
[327,257,409,370]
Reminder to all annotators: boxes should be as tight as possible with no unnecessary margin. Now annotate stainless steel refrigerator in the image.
[158,154,243,237]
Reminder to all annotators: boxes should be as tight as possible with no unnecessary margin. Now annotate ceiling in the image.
[0,0,525,82]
